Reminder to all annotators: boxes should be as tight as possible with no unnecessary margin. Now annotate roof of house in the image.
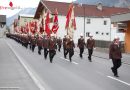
[34,0,130,19]
[19,14,34,18]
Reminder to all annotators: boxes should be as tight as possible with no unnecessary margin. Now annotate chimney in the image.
[97,3,103,11]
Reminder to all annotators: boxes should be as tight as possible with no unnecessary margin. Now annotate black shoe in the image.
[114,75,119,77]
[111,67,114,73]
[89,60,92,62]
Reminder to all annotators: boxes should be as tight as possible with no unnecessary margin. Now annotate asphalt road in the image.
[4,38,130,90]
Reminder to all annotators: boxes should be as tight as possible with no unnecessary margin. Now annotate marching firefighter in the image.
[31,35,37,52]
[65,36,75,62]
[109,36,122,77]
[77,34,85,58]
[28,33,32,50]
[57,37,62,52]
[86,34,95,62]
[37,34,43,55]
[48,34,57,63]
[43,34,49,59]
[63,35,67,58]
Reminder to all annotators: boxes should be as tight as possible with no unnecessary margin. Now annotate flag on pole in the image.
[39,18,44,34]
[52,8,59,34]
[65,3,76,38]
[45,10,50,36]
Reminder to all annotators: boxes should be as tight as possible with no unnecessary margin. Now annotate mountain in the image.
[7,8,36,26]
[75,0,130,7]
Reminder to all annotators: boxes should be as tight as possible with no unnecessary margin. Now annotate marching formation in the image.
[6,33,123,77]
[6,33,96,63]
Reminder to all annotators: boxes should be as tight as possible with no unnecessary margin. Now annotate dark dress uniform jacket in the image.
[86,39,95,49]
[49,39,57,50]
[66,39,75,49]
[63,38,67,48]
[57,39,62,45]
[109,43,122,59]
[37,37,43,47]
[31,37,36,45]
[43,37,49,48]
[78,38,85,48]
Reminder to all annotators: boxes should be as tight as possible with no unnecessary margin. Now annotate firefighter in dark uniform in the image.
[63,35,67,58]
[43,34,49,59]
[31,35,36,52]
[37,34,43,55]
[24,34,29,49]
[65,36,75,62]
[48,34,57,63]
[57,37,62,52]
[77,34,85,58]
[109,37,122,77]
[28,33,32,50]
[86,34,95,62]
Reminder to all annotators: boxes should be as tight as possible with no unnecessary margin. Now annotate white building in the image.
[0,15,6,37]
[34,0,130,47]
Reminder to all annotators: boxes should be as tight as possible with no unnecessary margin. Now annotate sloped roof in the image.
[34,0,130,19]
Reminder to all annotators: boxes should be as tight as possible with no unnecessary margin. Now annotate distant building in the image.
[111,12,130,53]
[34,0,130,48]
[0,15,6,37]
[10,14,37,34]
[18,14,36,27]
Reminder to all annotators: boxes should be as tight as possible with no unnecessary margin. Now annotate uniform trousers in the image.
[58,45,61,52]
[111,59,121,76]
[88,48,93,61]
[44,48,48,59]
[38,46,42,55]
[79,48,84,58]
[49,50,56,63]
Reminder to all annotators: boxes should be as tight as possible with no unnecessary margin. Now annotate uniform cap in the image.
[114,36,119,40]
[80,33,83,36]
[89,33,93,37]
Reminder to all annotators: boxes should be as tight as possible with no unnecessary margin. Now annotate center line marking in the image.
[60,57,78,65]
[107,76,130,86]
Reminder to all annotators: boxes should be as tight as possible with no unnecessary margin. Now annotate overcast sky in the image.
[0,0,76,17]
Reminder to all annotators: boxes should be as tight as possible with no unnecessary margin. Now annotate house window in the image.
[96,32,99,34]
[87,19,91,24]
[106,33,109,35]
[86,32,90,37]
[101,32,104,35]
[104,20,107,25]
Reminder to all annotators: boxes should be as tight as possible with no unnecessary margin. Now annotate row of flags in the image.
[14,3,76,38]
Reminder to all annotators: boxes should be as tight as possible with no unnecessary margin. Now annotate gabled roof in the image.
[34,0,130,19]
[19,14,34,18]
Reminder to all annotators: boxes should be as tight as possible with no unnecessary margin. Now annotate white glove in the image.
[94,48,96,50]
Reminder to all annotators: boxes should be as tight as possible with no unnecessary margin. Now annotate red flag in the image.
[45,11,50,36]
[65,3,76,38]
[34,21,38,33]
[39,18,44,34]
[25,23,29,34]
[52,9,59,34]
[9,1,13,7]
[30,21,35,35]
[65,4,73,30]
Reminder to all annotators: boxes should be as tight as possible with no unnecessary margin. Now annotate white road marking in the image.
[6,41,46,90]
[107,76,130,86]
[0,87,19,89]
[60,57,78,65]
